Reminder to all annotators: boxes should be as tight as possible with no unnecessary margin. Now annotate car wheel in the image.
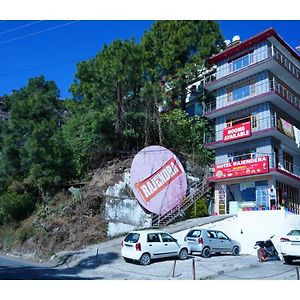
[139,253,151,265]
[232,246,240,256]
[178,248,188,260]
[202,247,211,258]
[283,256,293,264]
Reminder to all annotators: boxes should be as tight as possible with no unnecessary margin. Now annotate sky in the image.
[0,20,299,100]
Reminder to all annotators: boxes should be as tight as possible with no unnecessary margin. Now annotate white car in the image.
[280,229,300,264]
[121,230,189,265]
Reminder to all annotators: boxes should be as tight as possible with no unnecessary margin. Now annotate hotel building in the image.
[203,28,300,215]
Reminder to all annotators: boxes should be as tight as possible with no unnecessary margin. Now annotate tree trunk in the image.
[114,83,123,151]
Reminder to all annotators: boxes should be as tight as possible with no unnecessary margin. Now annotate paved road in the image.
[0,255,102,280]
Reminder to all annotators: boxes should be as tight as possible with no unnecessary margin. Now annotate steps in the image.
[151,177,211,228]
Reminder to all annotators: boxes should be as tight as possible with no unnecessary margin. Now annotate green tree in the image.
[0,76,72,200]
[70,39,144,151]
[142,21,224,110]
[161,109,213,166]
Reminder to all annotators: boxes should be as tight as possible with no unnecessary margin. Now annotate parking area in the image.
[58,245,300,280]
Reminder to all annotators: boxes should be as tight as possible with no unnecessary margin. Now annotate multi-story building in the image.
[203,28,300,215]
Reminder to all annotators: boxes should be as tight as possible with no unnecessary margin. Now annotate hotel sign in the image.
[135,157,182,203]
[130,146,187,216]
[223,122,251,142]
[213,155,269,179]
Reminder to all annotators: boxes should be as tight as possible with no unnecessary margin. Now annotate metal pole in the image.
[96,248,99,264]
[296,267,299,280]
[192,258,196,280]
[172,260,177,278]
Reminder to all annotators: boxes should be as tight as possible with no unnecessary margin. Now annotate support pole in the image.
[296,267,299,280]
[172,260,177,278]
[192,258,196,280]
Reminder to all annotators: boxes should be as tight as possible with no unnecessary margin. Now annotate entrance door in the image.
[256,186,268,208]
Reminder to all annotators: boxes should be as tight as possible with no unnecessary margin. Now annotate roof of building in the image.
[208,28,300,64]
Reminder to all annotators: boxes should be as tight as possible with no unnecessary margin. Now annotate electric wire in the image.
[0,20,80,46]
[0,20,43,36]
[0,56,92,78]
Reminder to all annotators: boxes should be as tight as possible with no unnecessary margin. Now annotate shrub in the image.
[17,223,35,243]
[186,198,208,219]
[0,191,35,223]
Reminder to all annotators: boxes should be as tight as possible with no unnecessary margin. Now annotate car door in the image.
[159,232,180,258]
[215,231,232,252]
[146,233,163,258]
[206,230,219,251]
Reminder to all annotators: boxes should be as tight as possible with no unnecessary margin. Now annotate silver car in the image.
[184,228,240,258]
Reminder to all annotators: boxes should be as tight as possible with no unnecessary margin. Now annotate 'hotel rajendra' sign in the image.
[223,121,251,142]
[213,155,269,179]
[130,146,187,215]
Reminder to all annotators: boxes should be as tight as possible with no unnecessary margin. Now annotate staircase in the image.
[151,176,211,228]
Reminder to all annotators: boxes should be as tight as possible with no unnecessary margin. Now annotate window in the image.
[187,230,201,238]
[124,233,140,243]
[283,151,293,172]
[226,114,258,129]
[216,231,229,240]
[147,233,160,243]
[207,231,217,239]
[160,233,176,243]
[232,55,250,72]
[228,149,256,162]
[233,85,250,101]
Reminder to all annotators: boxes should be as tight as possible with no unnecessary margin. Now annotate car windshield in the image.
[124,233,140,243]
[187,230,201,238]
[287,230,300,236]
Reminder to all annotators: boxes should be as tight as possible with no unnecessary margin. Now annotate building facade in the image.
[203,28,300,215]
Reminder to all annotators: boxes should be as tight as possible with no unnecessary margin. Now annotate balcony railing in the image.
[205,45,300,85]
[205,115,277,144]
[204,78,300,114]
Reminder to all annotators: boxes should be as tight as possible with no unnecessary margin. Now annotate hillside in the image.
[0,158,133,261]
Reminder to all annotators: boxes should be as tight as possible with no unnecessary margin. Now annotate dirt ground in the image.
[0,158,133,261]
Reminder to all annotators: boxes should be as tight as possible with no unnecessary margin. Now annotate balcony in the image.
[203,78,300,120]
[205,114,300,150]
[205,45,300,93]
[208,153,300,184]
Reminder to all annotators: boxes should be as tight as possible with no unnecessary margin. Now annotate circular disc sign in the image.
[130,145,187,215]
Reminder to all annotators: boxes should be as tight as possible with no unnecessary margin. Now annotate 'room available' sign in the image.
[223,121,251,142]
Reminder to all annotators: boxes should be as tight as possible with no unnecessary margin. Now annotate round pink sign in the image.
[130,145,187,215]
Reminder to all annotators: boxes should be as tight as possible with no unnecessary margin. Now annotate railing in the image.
[205,45,300,85]
[151,176,211,228]
[204,77,300,113]
[205,114,277,144]
[273,47,300,80]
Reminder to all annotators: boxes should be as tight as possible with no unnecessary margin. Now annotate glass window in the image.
[147,233,161,243]
[187,230,201,238]
[232,55,250,72]
[233,85,250,101]
[124,233,140,243]
[207,231,217,239]
[216,231,229,240]
[160,233,176,243]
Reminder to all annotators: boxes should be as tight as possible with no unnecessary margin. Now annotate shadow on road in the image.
[0,251,120,280]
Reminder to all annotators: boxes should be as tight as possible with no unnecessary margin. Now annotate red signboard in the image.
[135,157,183,203]
[213,155,269,180]
[223,121,251,142]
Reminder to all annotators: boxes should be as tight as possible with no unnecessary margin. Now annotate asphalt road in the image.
[0,255,102,280]
[1,251,300,280]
